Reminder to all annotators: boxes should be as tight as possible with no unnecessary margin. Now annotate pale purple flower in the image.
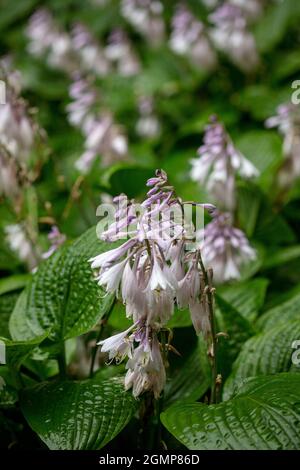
[105,29,140,76]
[5,224,39,270]
[199,211,256,283]
[42,226,66,259]
[169,4,217,71]
[93,169,218,397]
[26,9,75,74]
[71,23,110,76]
[209,3,259,72]
[190,116,259,212]
[266,103,300,188]
[121,0,165,45]
[67,76,128,172]
[135,96,160,138]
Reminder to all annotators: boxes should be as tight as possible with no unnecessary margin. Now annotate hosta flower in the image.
[105,29,140,77]
[91,169,218,398]
[265,103,300,188]
[42,226,66,259]
[121,0,165,45]
[71,23,110,77]
[5,224,39,270]
[135,96,160,138]
[169,4,217,71]
[0,70,35,162]
[67,77,128,172]
[0,146,19,200]
[26,9,75,74]
[229,0,264,22]
[209,3,259,72]
[190,116,258,211]
[199,211,256,283]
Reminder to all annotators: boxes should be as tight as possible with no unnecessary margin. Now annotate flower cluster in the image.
[135,96,160,139]
[90,170,215,398]
[121,0,165,45]
[105,29,140,77]
[169,4,217,71]
[190,116,259,212]
[199,211,256,283]
[266,103,300,188]
[27,10,139,79]
[67,76,128,172]
[209,2,259,72]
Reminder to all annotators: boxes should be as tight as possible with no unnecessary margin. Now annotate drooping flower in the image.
[199,211,256,283]
[26,9,76,74]
[135,96,160,138]
[209,3,259,72]
[169,4,217,71]
[5,224,39,270]
[265,103,300,189]
[121,0,165,45]
[71,23,110,77]
[105,29,140,77]
[67,76,128,172]
[91,169,218,398]
[190,116,259,212]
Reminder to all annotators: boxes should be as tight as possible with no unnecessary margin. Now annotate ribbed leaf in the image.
[257,292,300,331]
[161,373,300,450]
[218,278,268,322]
[0,333,49,371]
[223,319,300,399]
[9,228,115,342]
[20,376,138,450]
[164,336,210,406]
[0,291,20,339]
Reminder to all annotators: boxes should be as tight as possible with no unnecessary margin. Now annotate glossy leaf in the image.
[20,376,138,450]
[161,373,300,450]
[9,228,115,342]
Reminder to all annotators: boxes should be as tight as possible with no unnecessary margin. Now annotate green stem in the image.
[57,343,67,379]
[89,298,116,378]
[199,255,218,405]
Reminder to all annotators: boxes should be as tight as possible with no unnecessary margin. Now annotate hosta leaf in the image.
[0,333,49,371]
[164,336,210,407]
[256,292,300,331]
[20,376,138,450]
[216,296,255,380]
[0,291,20,339]
[223,319,300,399]
[0,367,18,407]
[0,274,29,296]
[262,245,300,269]
[9,227,115,342]
[218,278,269,322]
[161,373,300,450]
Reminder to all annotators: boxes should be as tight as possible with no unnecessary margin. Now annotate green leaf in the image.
[0,274,30,296]
[100,164,154,199]
[0,333,49,372]
[0,367,18,407]
[256,292,300,332]
[0,0,38,30]
[20,376,138,450]
[164,336,210,407]
[9,227,116,343]
[262,245,300,269]
[161,373,300,450]
[254,0,294,53]
[218,278,269,322]
[236,130,282,192]
[0,291,20,339]
[223,319,300,399]
[215,296,255,380]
